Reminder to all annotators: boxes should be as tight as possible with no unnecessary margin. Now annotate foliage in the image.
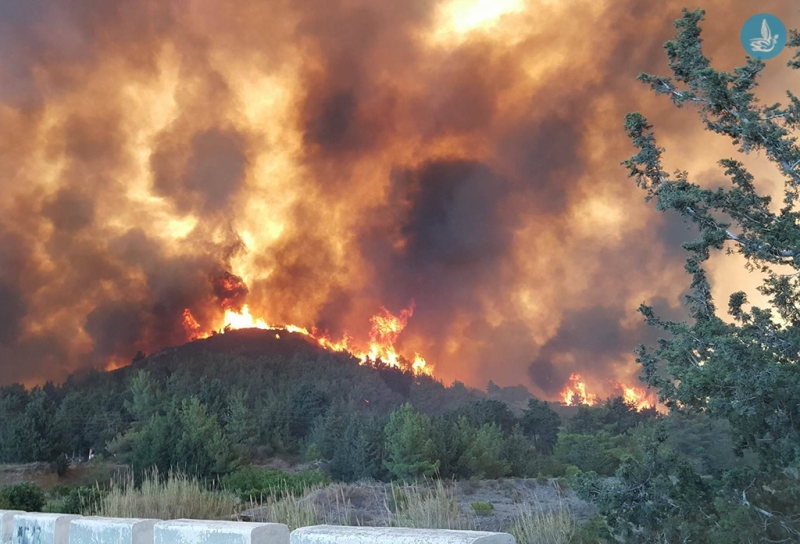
[384,404,440,480]
[388,479,475,530]
[0,482,46,512]
[221,466,330,502]
[109,395,242,478]
[97,469,237,520]
[520,399,561,454]
[596,6,800,540]
[46,485,106,515]
[553,433,637,476]
[470,501,494,516]
[242,487,324,530]
[508,501,576,544]
[566,398,656,436]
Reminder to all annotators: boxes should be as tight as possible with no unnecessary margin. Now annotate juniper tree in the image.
[578,9,800,541]
[626,7,800,472]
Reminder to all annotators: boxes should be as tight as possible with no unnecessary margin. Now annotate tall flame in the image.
[561,373,597,406]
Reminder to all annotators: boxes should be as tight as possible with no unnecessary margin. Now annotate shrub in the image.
[222,466,330,502]
[98,469,237,520]
[243,488,322,530]
[1,482,46,512]
[509,501,576,544]
[389,479,475,530]
[470,501,494,516]
[64,485,106,515]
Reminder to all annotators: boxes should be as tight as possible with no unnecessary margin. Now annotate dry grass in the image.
[97,469,237,520]
[240,486,332,530]
[387,479,476,530]
[508,494,576,544]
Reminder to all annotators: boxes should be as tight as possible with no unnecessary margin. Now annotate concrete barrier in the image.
[154,520,290,544]
[1,512,24,544]
[13,513,81,544]
[1,511,517,544]
[290,526,516,544]
[69,517,158,544]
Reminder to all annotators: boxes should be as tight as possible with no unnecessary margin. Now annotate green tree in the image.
[224,391,258,447]
[175,397,241,476]
[460,423,511,479]
[384,403,439,480]
[450,399,516,432]
[520,398,560,454]
[591,8,800,540]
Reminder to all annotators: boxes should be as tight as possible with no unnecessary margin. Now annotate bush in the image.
[389,479,475,530]
[1,482,46,512]
[553,433,636,476]
[470,501,494,516]
[509,501,575,544]
[63,485,106,515]
[52,455,70,477]
[98,469,237,520]
[222,466,330,502]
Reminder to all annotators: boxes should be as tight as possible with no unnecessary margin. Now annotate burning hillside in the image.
[0,0,796,401]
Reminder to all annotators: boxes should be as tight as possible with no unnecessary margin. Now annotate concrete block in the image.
[290,526,516,544]
[154,519,289,544]
[0,512,24,544]
[12,513,81,544]
[70,517,158,544]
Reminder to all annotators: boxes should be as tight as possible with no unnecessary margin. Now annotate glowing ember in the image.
[182,302,431,376]
[561,373,597,406]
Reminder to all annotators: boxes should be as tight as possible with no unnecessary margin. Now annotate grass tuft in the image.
[97,468,237,520]
[508,498,576,544]
[387,479,475,530]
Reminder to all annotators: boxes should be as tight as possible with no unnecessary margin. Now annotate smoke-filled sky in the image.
[0,0,797,399]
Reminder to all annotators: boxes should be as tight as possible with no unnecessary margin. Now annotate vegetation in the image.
[470,501,494,516]
[508,500,576,544]
[222,466,330,502]
[97,469,237,520]
[574,8,800,543]
[388,479,475,530]
[0,482,45,512]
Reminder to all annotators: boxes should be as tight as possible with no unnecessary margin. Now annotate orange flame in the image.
[182,309,204,340]
[181,302,431,375]
[618,383,655,411]
[561,373,597,406]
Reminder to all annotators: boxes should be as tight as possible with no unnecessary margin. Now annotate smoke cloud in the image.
[0,0,796,398]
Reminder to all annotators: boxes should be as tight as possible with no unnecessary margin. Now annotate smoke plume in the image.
[0,0,796,399]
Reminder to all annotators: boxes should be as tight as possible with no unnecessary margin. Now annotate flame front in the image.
[183,302,431,375]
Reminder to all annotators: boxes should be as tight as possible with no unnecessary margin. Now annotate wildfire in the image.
[181,302,432,375]
[618,383,655,411]
[561,373,597,406]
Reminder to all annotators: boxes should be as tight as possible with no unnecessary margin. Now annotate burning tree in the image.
[576,9,800,542]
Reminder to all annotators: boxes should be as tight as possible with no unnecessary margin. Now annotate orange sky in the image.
[0,0,797,400]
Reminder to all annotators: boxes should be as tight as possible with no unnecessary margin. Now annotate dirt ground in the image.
[0,462,127,491]
[240,478,597,532]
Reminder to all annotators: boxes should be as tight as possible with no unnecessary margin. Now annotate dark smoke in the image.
[0,0,796,400]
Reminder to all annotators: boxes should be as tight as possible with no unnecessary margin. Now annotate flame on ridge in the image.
[182,302,431,376]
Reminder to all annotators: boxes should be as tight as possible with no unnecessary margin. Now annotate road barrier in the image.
[0,511,515,544]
